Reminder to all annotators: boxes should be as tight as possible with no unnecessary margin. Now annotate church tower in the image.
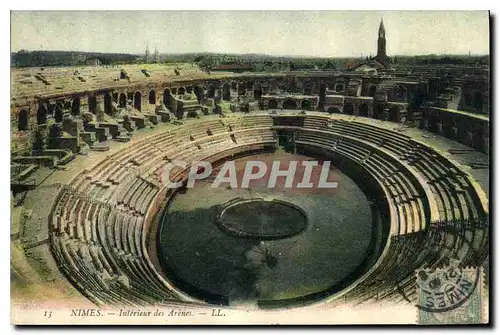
[375,18,390,65]
[377,18,386,58]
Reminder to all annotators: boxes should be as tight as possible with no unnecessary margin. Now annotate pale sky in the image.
[11,11,490,57]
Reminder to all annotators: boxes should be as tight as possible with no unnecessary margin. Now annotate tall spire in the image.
[375,16,389,66]
[379,17,385,34]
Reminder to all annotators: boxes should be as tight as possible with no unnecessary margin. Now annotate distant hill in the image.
[11,50,140,67]
[11,50,490,69]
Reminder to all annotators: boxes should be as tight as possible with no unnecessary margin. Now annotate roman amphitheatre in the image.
[10,30,490,310]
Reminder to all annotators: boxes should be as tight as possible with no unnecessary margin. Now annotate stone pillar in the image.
[96,94,105,114]
[214,88,222,104]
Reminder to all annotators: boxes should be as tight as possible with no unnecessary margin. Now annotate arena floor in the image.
[12,112,489,308]
[158,151,384,306]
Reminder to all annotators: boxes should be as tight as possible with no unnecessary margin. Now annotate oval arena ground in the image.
[10,64,489,311]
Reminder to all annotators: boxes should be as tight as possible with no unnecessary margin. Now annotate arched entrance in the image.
[237,84,246,96]
[394,85,407,101]
[319,83,327,109]
[282,99,297,110]
[222,83,231,101]
[104,93,112,115]
[88,96,97,114]
[372,105,383,120]
[18,110,29,131]
[71,98,81,115]
[368,85,376,97]
[267,99,278,109]
[253,83,262,101]
[178,87,186,95]
[207,85,215,99]
[163,89,173,107]
[335,83,344,92]
[301,100,312,110]
[119,93,127,108]
[134,92,142,111]
[193,86,204,103]
[388,107,399,122]
[149,90,156,104]
[55,105,64,122]
[327,107,341,114]
[37,104,48,124]
[359,104,369,117]
[343,103,354,115]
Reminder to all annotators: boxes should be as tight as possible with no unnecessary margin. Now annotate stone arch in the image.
[171,87,178,95]
[37,104,48,124]
[388,106,400,122]
[283,99,298,110]
[88,96,97,114]
[253,83,262,101]
[163,89,173,106]
[269,81,279,94]
[222,83,231,101]
[178,87,186,95]
[55,105,64,122]
[343,103,354,115]
[319,83,327,108]
[303,83,312,95]
[134,92,142,111]
[368,85,377,97]
[301,100,312,110]
[335,83,344,92]
[104,93,113,115]
[119,93,127,108]
[18,109,29,131]
[237,84,246,96]
[394,85,408,101]
[359,103,369,117]
[193,85,204,103]
[112,92,119,103]
[267,99,278,109]
[71,97,81,115]
[372,105,383,120]
[207,85,215,99]
[47,104,55,117]
[149,90,156,104]
[186,86,193,94]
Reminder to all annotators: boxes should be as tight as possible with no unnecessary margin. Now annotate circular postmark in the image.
[415,255,481,313]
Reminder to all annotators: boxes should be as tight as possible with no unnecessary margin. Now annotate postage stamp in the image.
[417,266,485,324]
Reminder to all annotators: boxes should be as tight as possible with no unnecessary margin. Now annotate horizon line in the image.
[11,49,490,59]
